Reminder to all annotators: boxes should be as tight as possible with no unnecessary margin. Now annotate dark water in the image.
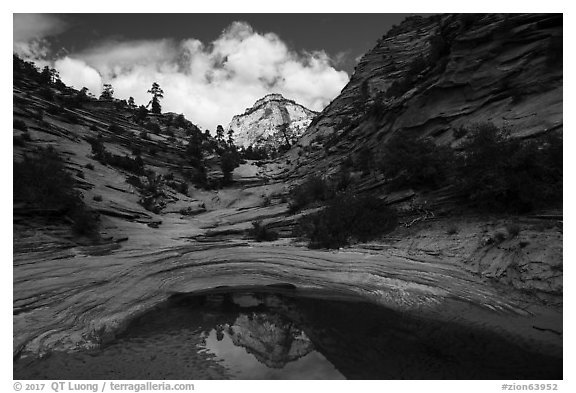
[14,289,562,380]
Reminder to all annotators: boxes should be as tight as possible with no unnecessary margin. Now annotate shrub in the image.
[262,195,271,207]
[126,175,144,188]
[93,195,103,202]
[13,146,99,237]
[144,121,161,134]
[87,137,145,175]
[296,194,397,249]
[288,175,332,213]
[166,180,188,195]
[37,87,54,102]
[378,133,455,190]
[220,150,241,185]
[70,204,100,237]
[13,119,27,131]
[456,124,562,212]
[249,220,279,242]
[179,206,198,216]
[331,166,352,192]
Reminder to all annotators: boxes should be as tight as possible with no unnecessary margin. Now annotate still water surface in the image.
[14,290,562,379]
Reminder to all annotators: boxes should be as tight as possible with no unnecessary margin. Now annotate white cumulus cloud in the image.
[53,57,103,95]
[58,21,348,130]
[15,19,349,130]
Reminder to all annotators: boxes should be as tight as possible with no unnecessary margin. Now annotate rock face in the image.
[287,13,562,178]
[228,94,317,150]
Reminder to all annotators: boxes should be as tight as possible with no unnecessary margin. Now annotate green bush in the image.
[295,194,397,249]
[166,180,188,195]
[456,124,562,212]
[144,121,161,134]
[37,87,54,102]
[13,147,99,237]
[126,175,143,188]
[288,175,333,213]
[87,137,145,175]
[378,133,454,190]
[220,149,241,185]
[249,220,279,242]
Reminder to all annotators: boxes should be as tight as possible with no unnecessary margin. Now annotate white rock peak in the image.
[228,93,318,149]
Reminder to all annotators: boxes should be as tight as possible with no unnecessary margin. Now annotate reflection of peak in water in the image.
[223,312,314,368]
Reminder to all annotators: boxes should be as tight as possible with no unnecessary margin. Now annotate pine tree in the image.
[227,129,235,147]
[216,125,225,142]
[128,97,137,110]
[147,82,164,114]
[100,84,114,100]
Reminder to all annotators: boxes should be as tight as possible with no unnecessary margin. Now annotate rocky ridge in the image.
[282,14,562,179]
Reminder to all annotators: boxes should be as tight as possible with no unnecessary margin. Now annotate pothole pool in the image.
[14,289,562,380]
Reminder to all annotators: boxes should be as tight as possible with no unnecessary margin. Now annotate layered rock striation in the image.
[287,13,562,178]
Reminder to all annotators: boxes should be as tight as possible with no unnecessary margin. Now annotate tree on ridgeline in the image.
[100,84,114,100]
[147,82,164,114]
[128,97,137,110]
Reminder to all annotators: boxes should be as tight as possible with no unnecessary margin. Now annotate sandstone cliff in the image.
[285,13,562,178]
[228,93,317,150]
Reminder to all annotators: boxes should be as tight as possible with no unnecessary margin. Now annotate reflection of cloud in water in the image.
[203,312,344,379]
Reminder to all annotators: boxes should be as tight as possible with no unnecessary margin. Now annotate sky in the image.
[13,13,421,130]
